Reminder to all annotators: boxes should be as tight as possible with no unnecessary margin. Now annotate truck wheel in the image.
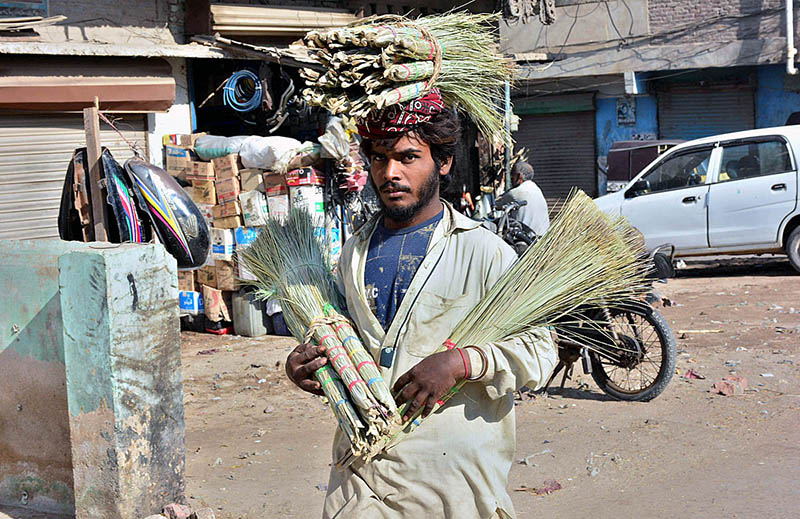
[786,226,800,273]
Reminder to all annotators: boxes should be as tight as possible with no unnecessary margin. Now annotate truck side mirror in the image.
[625,179,650,198]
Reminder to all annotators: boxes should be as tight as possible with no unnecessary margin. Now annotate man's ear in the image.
[439,155,454,176]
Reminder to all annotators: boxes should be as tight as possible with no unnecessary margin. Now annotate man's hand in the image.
[285,342,328,396]
[392,349,467,422]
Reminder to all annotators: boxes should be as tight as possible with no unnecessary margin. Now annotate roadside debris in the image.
[711,375,748,396]
[197,348,219,355]
[162,503,191,519]
[683,369,705,380]
[515,479,562,496]
[516,448,553,465]
[144,506,215,519]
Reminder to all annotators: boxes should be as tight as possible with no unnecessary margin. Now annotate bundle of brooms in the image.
[239,190,651,467]
[299,11,513,144]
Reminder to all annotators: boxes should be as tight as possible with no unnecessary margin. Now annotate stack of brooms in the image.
[299,11,513,144]
[239,189,651,468]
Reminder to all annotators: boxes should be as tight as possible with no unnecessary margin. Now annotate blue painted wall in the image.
[756,64,800,128]
[595,95,659,194]
[596,96,659,157]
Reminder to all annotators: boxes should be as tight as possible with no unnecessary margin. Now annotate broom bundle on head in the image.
[337,189,651,467]
[238,209,399,460]
[300,11,514,145]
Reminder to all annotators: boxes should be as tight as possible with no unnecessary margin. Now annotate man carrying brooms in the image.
[285,87,558,518]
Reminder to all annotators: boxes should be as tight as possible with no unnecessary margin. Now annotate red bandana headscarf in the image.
[356,88,445,139]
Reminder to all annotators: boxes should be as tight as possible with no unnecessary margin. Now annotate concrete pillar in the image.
[1,241,185,518]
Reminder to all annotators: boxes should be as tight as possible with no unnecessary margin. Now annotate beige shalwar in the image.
[324,201,558,519]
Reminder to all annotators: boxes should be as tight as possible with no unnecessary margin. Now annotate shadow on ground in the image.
[677,256,795,279]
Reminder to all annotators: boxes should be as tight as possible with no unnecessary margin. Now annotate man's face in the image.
[367,133,452,223]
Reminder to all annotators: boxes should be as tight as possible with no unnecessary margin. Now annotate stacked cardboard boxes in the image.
[171,137,336,336]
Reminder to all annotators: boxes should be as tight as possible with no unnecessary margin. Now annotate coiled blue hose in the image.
[223,70,262,113]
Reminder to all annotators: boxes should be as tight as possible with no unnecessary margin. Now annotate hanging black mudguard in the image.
[58,147,151,243]
[124,157,211,269]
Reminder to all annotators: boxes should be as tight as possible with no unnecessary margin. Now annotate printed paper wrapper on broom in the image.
[241,190,650,468]
[238,209,400,462]
[300,11,515,145]
[333,189,651,468]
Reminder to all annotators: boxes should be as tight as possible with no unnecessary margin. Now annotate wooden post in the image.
[83,97,107,242]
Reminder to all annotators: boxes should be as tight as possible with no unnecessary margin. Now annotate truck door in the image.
[708,137,798,248]
[620,146,714,251]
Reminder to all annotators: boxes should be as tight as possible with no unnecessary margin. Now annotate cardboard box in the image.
[182,132,207,148]
[165,145,195,178]
[188,160,215,180]
[289,184,325,223]
[238,259,257,282]
[195,203,214,223]
[196,265,217,288]
[191,179,217,205]
[163,133,207,148]
[213,215,243,229]
[239,190,269,227]
[234,226,262,249]
[262,173,288,196]
[286,167,324,186]
[211,228,235,261]
[177,270,195,292]
[266,194,289,221]
[215,260,237,291]
[212,154,240,180]
[213,200,242,219]
[202,285,232,322]
[179,290,204,315]
[216,176,241,204]
[240,168,264,192]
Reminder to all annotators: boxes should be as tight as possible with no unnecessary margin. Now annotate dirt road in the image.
[182,257,800,519]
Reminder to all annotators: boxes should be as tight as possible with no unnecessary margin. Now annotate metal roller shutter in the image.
[0,113,148,240]
[658,89,754,141]
[513,111,597,209]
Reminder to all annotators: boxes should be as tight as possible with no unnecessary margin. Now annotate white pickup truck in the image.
[594,126,800,272]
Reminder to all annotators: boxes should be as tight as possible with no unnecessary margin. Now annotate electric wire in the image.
[223,70,263,113]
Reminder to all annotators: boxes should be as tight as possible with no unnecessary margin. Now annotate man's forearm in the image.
[466,327,558,399]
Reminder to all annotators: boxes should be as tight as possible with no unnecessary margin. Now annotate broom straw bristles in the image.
[302,11,514,145]
[238,208,399,456]
[352,189,651,463]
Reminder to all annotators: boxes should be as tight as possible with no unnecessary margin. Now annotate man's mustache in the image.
[379,181,412,193]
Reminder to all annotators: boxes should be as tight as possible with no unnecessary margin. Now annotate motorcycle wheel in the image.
[589,307,676,402]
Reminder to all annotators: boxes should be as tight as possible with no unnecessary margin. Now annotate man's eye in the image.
[402,155,417,163]
[372,154,386,162]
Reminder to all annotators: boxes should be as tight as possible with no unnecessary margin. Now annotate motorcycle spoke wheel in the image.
[590,308,676,401]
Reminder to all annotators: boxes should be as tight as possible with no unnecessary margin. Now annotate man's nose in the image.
[381,158,403,181]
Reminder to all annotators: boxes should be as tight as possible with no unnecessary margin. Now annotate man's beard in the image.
[374,166,440,222]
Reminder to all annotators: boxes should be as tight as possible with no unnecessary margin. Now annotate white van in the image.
[594,126,800,272]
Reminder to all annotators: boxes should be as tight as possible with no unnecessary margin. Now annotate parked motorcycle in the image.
[483,200,677,401]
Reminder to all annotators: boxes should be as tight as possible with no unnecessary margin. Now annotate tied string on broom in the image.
[335,190,652,469]
[303,305,396,422]
[301,11,512,145]
[351,14,444,104]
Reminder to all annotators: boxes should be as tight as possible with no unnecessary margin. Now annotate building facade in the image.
[502,0,800,204]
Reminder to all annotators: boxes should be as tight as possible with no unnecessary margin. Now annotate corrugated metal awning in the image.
[514,110,597,210]
[210,4,357,37]
[658,88,755,141]
[0,56,175,112]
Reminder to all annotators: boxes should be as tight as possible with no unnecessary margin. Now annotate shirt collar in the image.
[354,199,481,242]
